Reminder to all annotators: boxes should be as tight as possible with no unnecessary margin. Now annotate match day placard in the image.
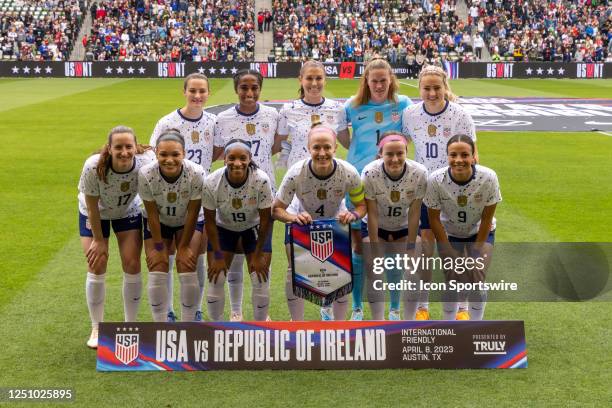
[289,219,352,306]
[97,321,527,371]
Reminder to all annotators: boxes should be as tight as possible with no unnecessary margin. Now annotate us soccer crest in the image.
[191,131,200,143]
[391,111,400,122]
[262,123,270,133]
[443,127,451,138]
[120,181,130,192]
[317,189,327,200]
[246,123,256,135]
[310,227,334,262]
[375,111,383,123]
[428,124,437,137]
[311,114,320,124]
[390,190,400,202]
[115,329,139,365]
[167,192,177,203]
[232,198,242,209]
[457,195,468,207]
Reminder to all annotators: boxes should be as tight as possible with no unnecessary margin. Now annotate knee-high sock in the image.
[332,295,349,321]
[442,290,459,321]
[285,267,304,321]
[179,272,199,322]
[386,267,402,311]
[86,272,105,328]
[123,272,141,322]
[469,290,487,321]
[167,254,175,314]
[250,271,270,321]
[206,273,226,321]
[352,253,364,310]
[196,254,206,313]
[367,270,385,320]
[148,272,169,322]
[402,271,420,320]
[228,254,245,314]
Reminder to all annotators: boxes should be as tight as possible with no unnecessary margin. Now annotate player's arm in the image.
[272,198,312,225]
[337,128,350,149]
[176,199,201,271]
[212,146,224,161]
[407,198,422,247]
[475,203,496,243]
[143,199,168,266]
[365,198,379,243]
[84,195,108,270]
[203,208,226,283]
[272,132,286,154]
[427,207,449,243]
[251,207,272,282]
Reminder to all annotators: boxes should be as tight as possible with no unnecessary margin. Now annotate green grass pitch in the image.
[0,78,610,406]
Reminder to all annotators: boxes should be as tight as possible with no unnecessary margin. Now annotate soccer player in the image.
[361,133,427,320]
[78,126,154,348]
[272,124,366,321]
[203,139,273,321]
[213,69,280,321]
[138,130,205,322]
[424,135,501,321]
[402,64,478,320]
[337,58,412,320]
[150,73,216,322]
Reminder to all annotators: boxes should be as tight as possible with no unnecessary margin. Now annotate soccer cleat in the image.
[320,306,334,321]
[266,315,272,322]
[350,308,364,321]
[415,308,430,321]
[389,309,401,321]
[167,311,177,322]
[230,311,243,322]
[456,310,471,320]
[194,311,202,322]
[87,327,99,349]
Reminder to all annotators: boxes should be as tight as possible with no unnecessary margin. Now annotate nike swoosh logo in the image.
[257,304,269,309]
[207,300,218,304]
[151,302,162,307]
[357,116,367,120]
[227,279,237,283]
[133,297,141,301]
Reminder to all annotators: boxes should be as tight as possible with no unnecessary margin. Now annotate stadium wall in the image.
[1,61,610,79]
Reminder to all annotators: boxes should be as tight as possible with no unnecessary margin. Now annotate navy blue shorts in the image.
[79,213,141,238]
[360,221,409,241]
[209,224,272,254]
[447,230,496,253]
[143,218,204,240]
[419,203,430,230]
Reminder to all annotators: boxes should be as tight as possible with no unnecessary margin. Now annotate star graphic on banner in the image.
[558,67,565,75]
[116,67,124,74]
[127,66,134,74]
[230,67,238,74]
[22,66,30,74]
[536,67,543,75]
[547,67,554,75]
[197,66,205,74]
[208,67,216,74]
[34,66,41,74]
[128,327,133,331]
[116,327,121,332]
[45,66,52,73]
[105,66,113,74]
[138,66,145,74]
[220,67,227,74]
[525,67,533,75]
[11,66,19,73]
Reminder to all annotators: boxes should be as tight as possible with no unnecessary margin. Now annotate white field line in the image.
[399,81,418,88]
[597,131,612,137]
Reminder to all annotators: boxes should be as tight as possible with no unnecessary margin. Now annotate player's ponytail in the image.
[96,125,140,183]
[418,65,458,102]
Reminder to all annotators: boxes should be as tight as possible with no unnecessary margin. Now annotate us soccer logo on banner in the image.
[310,226,334,262]
[115,332,139,365]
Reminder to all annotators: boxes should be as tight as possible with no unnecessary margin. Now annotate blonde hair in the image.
[417,65,457,102]
[298,60,326,98]
[353,58,399,107]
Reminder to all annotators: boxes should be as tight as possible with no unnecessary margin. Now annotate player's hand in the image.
[294,212,313,225]
[337,210,357,225]
[208,258,227,284]
[86,239,108,271]
[249,254,269,283]
[176,245,196,271]
[147,245,168,271]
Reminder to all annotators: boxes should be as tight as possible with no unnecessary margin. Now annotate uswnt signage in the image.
[97,321,527,371]
[289,219,352,306]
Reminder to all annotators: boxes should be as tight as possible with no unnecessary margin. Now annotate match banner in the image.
[97,321,527,371]
[289,219,352,306]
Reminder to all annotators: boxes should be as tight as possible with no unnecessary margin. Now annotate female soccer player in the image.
[361,133,427,320]
[213,69,280,321]
[78,125,154,348]
[203,139,273,321]
[424,135,501,321]
[138,130,205,322]
[273,125,366,321]
[402,64,478,320]
[337,58,412,320]
[150,73,216,322]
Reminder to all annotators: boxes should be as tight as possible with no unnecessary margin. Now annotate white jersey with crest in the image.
[150,109,217,173]
[402,101,476,173]
[78,151,155,219]
[202,167,273,232]
[277,158,362,220]
[424,165,501,238]
[214,104,279,188]
[138,159,205,227]
[362,159,428,231]
[277,98,344,164]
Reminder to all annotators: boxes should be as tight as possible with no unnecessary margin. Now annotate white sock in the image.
[206,273,226,321]
[366,271,385,320]
[123,273,141,322]
[458,301,469,311]
[179,272,199,322]
[167,254,175,314]
[250,271,270,321]
[228,254,245,314]
[332,295,349,321]
[469,291,487,321]
[196,254,206,313]
[285,268,304,321]
[402,271,420,320]
[86,272,105,328]
[148,271,169,322]
[417,290,430,311]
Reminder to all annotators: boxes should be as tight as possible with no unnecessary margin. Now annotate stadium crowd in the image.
[83,0,255,62]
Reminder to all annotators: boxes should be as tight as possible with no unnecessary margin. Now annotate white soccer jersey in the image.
[138,159,205,227]
[150,109,217,172]
[78,151,155,219]
[277,98,344,164]
[202,167,273,232]
[214,104,279,187]
[277,158,362,220]
[362,159,428,231]
[424,165,501,238]
[402,101,476,172]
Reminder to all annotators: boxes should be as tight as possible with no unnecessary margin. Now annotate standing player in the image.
[361,133,427,320]
[139,130,205,322]
[276,60,345,320]
[424,135,500,320]
[150,73,216,322]
[78,126,154,348]
[402,64,478,320]
[272,125,366,321]
[337,58,412,320]
[203,139,273,321]
[213,69,280,321]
